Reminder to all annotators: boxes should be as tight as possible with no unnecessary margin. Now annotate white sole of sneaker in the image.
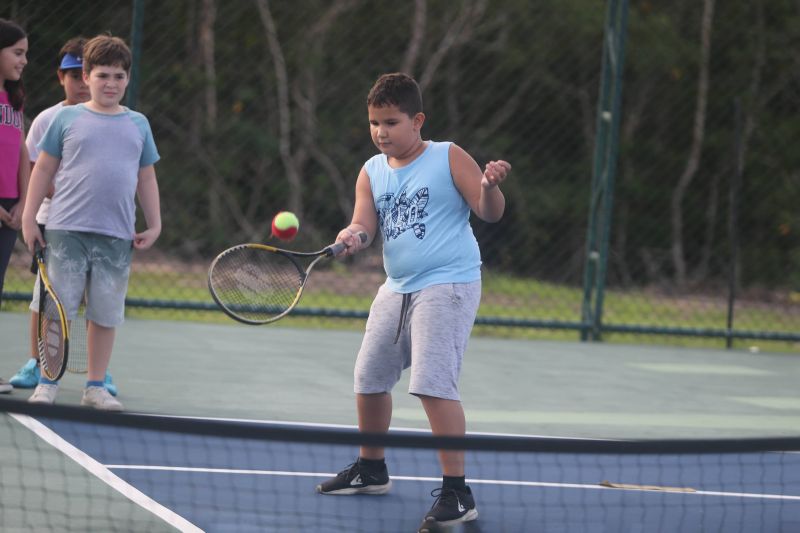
[316,480,392,495]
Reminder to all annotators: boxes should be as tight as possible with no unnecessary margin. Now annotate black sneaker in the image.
[316,461,392,495]
[421,486,478,527]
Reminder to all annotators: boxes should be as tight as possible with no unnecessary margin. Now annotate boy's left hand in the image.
[134,227,161,250]
[482,160,512,189]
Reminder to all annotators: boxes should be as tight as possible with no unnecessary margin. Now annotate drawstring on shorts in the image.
[393,293,411,344]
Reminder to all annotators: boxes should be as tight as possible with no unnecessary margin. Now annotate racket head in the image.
[208,244,307,325]
[35,249,69,381]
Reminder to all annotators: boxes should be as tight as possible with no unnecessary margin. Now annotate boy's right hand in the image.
[335,228,367,257]
[21,215,44,254]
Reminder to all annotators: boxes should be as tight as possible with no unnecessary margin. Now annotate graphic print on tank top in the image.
[376,187,429,241]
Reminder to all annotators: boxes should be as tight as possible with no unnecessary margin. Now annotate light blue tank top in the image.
[365,141,481,293]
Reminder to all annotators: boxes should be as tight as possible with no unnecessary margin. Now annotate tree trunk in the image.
[199,0,220,227]
[200,0,217,130]
[694,171,719,281]
[670,0,715,287]
[418,0,487,91]
[256,0,303,217]
[616,81,654,286]
[401,0,426,75]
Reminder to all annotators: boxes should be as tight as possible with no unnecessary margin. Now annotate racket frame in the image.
[208,234,364,325]
[34,247,70,381]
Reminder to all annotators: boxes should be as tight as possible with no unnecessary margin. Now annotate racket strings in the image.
[67,308,88,374]
[211,248,304,322]
[39,294,66,378]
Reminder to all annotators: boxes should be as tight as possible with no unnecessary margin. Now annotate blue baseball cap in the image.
[59,53,83,70]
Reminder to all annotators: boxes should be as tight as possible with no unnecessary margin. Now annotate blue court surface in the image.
[5,412,798,533]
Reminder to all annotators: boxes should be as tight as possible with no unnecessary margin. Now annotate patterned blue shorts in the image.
[42,230,133,327]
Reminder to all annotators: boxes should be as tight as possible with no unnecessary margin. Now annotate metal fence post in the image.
[726,99,744,348]
[580,0,629,341]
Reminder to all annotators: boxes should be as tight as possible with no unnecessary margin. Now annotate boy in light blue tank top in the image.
[316,73,511,529]
[21,35,162,411]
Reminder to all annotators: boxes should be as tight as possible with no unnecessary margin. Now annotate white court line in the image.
[106,465,800,502]
[10,414,203,533]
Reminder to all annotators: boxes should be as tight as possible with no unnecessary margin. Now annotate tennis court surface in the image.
[1,313,799,532]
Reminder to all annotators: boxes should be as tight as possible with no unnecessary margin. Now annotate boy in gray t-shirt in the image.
[9,37,118,396]
[21,35,162,411]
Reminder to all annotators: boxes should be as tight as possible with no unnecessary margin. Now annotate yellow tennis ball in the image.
[272,211,299,241]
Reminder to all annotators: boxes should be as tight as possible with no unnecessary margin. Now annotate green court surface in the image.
[1,310,799,439]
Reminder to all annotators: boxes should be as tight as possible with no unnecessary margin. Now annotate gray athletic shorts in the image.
[40,230,133,327]
[354,280,481,401]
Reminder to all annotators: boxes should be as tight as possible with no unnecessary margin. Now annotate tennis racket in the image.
[34,245,69,381]
[208,232,367,325]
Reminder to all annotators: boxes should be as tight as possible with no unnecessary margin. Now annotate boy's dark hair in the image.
[0,18,26,110]
[58,37,86,70]
[83,34,132,73]
[367,73,423,117]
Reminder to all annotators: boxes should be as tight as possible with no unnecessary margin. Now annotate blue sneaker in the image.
[9,359,40,389]
[104,371,118,397]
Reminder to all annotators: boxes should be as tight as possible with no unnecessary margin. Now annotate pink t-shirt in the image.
[0,91,24,198]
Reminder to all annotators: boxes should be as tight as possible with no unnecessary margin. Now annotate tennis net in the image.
[1,397,799,532]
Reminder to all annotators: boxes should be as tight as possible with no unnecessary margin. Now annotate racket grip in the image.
[329,231,368,256]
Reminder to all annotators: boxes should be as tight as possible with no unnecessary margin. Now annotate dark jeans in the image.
[0,197,21,310]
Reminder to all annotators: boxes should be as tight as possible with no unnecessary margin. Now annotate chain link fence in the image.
[2,0,798,351]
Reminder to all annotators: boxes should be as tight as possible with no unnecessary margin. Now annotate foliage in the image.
[2,0,797,339]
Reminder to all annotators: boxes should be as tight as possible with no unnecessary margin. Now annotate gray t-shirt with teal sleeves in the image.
[38,104,159,239]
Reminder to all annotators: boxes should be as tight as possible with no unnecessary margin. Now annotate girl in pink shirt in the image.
[0,18,29,394]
